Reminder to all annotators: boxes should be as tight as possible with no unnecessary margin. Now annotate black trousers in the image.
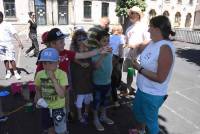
[26,32,39,56]
[111,55,124,102]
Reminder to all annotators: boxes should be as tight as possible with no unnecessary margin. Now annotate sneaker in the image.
[100,116,114,125]
[79,117,87,125]
[83,112,89,124]
[5,72,12,79]
[14,72,21,80]
[0,116,8,122]
[93,119,104,131]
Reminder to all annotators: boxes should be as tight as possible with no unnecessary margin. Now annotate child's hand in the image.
[99,46,112,54]
[47,70,56,80]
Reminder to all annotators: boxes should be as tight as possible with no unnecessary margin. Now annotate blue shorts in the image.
[93,84,111,110]
[132,89,166,134]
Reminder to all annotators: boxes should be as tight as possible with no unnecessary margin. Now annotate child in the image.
[91,29,114,131]
[70,29,93,124]
[0,11,24,80]
[35,48,68,134]
[110,24,125,106]
[35,28,112,131]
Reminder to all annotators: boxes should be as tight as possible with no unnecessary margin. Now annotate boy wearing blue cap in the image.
[35,48,68,134]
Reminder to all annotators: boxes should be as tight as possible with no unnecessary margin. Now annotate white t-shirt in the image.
[137,40,176,96]
[109,34,125,57]
[124,21,150,59]
[0,21,17,43]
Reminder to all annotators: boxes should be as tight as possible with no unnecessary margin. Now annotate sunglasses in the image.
[129,11,139,16]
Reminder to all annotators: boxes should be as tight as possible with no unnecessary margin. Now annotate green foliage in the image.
[115,0,146,17]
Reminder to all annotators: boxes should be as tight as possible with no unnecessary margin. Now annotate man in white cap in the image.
[122,6,151,95]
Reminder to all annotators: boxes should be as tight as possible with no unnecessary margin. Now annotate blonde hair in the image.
[111,24,123,35]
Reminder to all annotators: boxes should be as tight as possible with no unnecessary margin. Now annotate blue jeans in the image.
[132,89,166,134]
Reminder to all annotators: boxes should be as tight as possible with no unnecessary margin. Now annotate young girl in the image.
[70,29,93,124]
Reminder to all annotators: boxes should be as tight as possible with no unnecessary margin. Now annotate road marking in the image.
[163,104,200,129]
[175,91,200,107]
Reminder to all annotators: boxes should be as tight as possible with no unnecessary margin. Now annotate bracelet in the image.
[138,67,144,74]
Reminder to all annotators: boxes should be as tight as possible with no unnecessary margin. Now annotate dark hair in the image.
[150,15,175,39]
[70,30,88,51]
[28,12,34,18]
[0,11,3,18]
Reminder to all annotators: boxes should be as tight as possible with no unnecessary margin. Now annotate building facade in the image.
[193,0,200,29]
[0,0,198,29]
[0,0,118,27]
[143,0,197,29]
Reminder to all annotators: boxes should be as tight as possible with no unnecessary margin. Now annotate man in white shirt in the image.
[0,11,23,80]
[123,6,151,95]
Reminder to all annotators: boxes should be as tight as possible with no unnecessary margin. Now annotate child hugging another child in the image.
[89,28,114,131]
[70,29,93,125]
[35,48,68,134]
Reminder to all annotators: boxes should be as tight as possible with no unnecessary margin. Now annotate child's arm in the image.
[47,71,66,98]
[93,55,105,69]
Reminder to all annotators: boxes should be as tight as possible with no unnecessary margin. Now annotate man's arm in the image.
[13,33,24,49]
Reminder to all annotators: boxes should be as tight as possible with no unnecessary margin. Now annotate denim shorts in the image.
[93,84,111,110]
[132,89,166,134]
[41,107,67,134]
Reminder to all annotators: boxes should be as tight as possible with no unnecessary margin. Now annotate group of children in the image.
[34,25,125,134]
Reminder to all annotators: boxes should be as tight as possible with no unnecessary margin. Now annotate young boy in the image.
[35,48,68,134]
[91,29,114,131]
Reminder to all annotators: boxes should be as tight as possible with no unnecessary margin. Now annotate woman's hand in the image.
[132,59,141,71]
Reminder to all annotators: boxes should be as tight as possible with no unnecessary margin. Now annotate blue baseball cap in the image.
[39,48,59,62]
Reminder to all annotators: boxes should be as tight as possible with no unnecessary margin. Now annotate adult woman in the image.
[130,15,176,134]
[25,12,39,57]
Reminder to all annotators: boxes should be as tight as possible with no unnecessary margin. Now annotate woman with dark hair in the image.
[129,15,176,134]
[25,12,39,57]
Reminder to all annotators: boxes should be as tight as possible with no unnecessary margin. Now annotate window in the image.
[34,0,46,25]
[185,13,192,27]
[58,0,68,25]
[102,2,109,17]
[177,0,182,4]
[163,11,169,17]
[3,0,16,17]
[149,9,156,20]
[175,12,181,27]
[189,0,193,5]
[165,0,170,3]
[84,1,92,19]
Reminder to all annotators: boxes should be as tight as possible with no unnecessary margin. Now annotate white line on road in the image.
[175,91,200,107]
[163,104,200,129]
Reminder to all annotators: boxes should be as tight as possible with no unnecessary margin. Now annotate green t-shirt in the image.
[35,69,68,109]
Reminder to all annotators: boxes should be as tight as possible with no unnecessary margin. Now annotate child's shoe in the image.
[83,112,89,123]
[100,116,114,125]
[0,116,8,122]
[93,119,104,131]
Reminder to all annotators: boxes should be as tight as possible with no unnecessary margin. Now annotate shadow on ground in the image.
[0,84,170,134]
[176,48,200,66]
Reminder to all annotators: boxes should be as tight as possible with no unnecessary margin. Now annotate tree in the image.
[115,0,146,32]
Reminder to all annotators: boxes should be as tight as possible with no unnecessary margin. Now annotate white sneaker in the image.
[100,116,114,125]
[14,72,21,80]
[5,72,12,79]
[93,119,104,131]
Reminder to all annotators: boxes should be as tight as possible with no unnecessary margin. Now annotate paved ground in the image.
[0,36,200,134]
